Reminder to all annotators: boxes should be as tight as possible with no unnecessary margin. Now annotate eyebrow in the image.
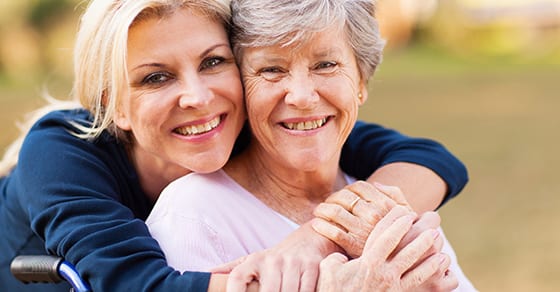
[130,43,230,72]
[312,47,343,58]
[200,43,230,58]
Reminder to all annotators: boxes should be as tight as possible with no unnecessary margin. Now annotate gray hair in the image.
[230,0,385,81]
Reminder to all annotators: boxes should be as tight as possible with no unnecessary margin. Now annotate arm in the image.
[340,120,468,211]
[366,162,446,213]
[17,112,210,291]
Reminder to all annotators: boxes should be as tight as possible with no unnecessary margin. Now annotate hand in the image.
[400,213,458,292]
[317,206,445,292]
[413,263,458,292]
[313,181,411,258]
[397,212,443,263]
[211,222,335,292]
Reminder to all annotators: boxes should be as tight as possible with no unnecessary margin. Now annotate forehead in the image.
[127,8,227,57]
[244,24,352,60]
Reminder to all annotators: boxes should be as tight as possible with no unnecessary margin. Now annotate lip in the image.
[172,113,227,142]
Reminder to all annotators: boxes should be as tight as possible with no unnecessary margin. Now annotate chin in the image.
[190,157,228,174]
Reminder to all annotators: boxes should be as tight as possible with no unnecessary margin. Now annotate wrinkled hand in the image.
[313,181,410,258]
[317,206,446,292]
[397,212,458,291]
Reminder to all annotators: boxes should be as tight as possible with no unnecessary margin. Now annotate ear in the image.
[113,108,131,131]
[113,106,131,131]
[357,81,368,105]
[112,99,132,131]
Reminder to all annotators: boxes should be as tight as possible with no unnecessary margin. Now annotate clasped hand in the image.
[212,181,457,291]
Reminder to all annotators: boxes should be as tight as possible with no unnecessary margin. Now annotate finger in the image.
[351,199,390,227]
[279,257,301,292]
[347,181,398,218]
[227,264,258,292]
[428,254,459,292]
[397,211,440,252]
[257,257,282,292]
[317,253,349,292]
[365,205,414,247]
[299,262,319,292]
[434,268,459,291]
[209,256,247,273]
[316,196,383,238]
[314,203,372,257]
[400,252,446,290]
[362,206,416,262]
[372,182,411,208]
[311,217,348,241]
[311,218,361,256]
[319,252,348,270]
[406,253,458,292]
[324,187,363,211]
[390,228,438,274]
[313,202,356,233]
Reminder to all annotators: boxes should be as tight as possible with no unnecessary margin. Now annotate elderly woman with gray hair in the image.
[147,0,476,291]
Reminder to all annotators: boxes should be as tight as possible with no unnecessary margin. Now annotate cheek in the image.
[217,73,245,105]
[246,103,265,127]
[243,80,266,113]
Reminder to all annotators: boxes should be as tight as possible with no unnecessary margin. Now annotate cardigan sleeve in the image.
[339,120,468,207]
[15,110,210,291]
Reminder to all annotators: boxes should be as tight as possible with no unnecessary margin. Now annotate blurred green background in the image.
[1,0,559,291]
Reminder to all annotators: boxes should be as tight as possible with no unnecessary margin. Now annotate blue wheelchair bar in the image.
[10,255,91,292]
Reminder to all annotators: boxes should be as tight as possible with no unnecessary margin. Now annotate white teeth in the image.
[283,118,327,131]
[175,116,221,136]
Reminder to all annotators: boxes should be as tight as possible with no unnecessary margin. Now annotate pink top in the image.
[146,169,476,291]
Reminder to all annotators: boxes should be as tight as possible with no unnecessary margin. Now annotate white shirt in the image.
[147,169,477,291]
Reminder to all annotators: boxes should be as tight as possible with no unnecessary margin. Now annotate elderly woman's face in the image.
[240,25,367,171]
[115,8,245,174]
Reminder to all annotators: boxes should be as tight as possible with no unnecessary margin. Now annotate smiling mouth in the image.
[282,117,329,131]
[174,115,222,136]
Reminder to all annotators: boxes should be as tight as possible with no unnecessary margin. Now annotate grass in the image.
[1,45,559,291]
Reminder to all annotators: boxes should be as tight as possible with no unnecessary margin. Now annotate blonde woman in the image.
[0,0,467,291]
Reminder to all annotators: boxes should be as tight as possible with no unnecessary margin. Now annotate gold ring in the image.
[349,197,361,212]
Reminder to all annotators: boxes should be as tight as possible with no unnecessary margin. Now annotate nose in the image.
[177,73,214,109]
[284,73,319,109]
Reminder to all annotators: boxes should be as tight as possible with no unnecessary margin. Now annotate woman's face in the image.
[115,8,245,174]
[240,25,367,171]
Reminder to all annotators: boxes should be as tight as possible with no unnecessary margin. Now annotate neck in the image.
[127,144,190,203]
[224,144,346,224]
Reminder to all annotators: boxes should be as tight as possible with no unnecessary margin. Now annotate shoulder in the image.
[34,108,93,131]
[164,170,237,194]
[153,171,236,216]
[17,109,129,193]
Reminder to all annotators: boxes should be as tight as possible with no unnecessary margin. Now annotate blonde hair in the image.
[0,0,232,176]
[230,0,385,81]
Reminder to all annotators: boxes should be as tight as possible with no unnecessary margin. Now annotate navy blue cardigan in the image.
[0,109,467,291]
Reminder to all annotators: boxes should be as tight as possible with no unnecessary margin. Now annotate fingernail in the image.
[373,182,386,189]
[432,229,440,239]
[440,254,447,264]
